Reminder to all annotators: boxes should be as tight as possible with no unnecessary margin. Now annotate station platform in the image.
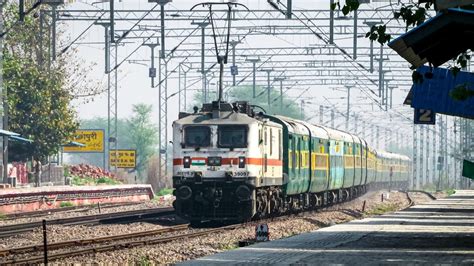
[186,190,474,265]
[0,185,154,214]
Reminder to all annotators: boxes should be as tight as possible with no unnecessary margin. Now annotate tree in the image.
[2,2,101,162]
[191,85,303,119]
[127,104,158,180]
[5,53,78,161]
[3,3,78,162]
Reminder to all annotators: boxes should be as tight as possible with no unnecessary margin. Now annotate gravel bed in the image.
[0,199,173,227]
[49,190,429,265]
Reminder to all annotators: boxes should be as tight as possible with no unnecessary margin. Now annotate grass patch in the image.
[445,188,456,196]
[71,176,121,186]
[0,212,6,220]
[156,188,174,196]
[60,201,74,208]
[96,177,121,185]
[365,203,399,216]
[136,256,152,266]
[219,242,238,251]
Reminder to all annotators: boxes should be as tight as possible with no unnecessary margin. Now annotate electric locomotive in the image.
[172,101,411,224]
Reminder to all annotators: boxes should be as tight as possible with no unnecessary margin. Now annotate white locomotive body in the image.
[172,102,282,222]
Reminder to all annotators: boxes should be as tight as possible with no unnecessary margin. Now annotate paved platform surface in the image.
[184,190,474,265]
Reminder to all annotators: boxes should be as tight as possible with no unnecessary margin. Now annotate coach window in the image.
[184,126,211,147]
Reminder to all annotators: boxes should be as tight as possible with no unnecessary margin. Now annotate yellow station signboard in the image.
[63,129,104,153]
[109,149,136,168]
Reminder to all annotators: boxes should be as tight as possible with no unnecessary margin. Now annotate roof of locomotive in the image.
[174,110,282,128]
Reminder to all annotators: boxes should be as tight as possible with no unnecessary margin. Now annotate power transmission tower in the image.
[155,0,171,180]
[0,0,5,183]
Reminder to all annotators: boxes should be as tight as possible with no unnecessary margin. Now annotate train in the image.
[172,101,411,224]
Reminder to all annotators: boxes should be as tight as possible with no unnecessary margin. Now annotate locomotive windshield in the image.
[184,126,211,147]
[218,125,247,148]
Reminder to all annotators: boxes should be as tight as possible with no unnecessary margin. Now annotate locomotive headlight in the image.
[238,156,246,168]
[183,156,191,168]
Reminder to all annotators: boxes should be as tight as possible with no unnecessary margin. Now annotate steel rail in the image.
[0,224,189,258]
[407,190,437,200]
[3,202,141,220]
[0,207,175,238]
[1,225,237,264]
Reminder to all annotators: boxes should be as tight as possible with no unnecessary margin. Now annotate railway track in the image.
[0,207,175,238]
[3,202,142,221]
[404,191,415,208]
[407,190,437,200]
[0,224,238,264]
[0,224,190,262]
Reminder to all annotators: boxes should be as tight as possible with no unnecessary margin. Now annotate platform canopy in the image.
[0,129,20,137]
[0,129,33,143]
[388,8,474,67]
[9,135,33,143]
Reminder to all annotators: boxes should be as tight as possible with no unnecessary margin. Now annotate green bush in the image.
[96,177,121,185]
[156,188,174,196]
[136,256,152,266]
[64,165,71,177]
[0,212,6,220]
[446,188,456,196]
[365,203,398,216]
[71,176,95,186]
[60,201,74,208]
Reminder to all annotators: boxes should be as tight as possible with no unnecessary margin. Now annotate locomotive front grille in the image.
[173,180,255,222]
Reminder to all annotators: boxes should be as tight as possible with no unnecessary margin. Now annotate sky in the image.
[60,0,435,150]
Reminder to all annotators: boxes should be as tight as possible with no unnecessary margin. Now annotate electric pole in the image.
[345,85,353,132]
[274,76,286,113]
[230,39,241,86]
[245,58,260,98]
[191,21,209,103]
[260,68,273,108]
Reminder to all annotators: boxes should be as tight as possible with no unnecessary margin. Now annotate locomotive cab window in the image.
[184,126,211,147]
[218,125,248,148]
